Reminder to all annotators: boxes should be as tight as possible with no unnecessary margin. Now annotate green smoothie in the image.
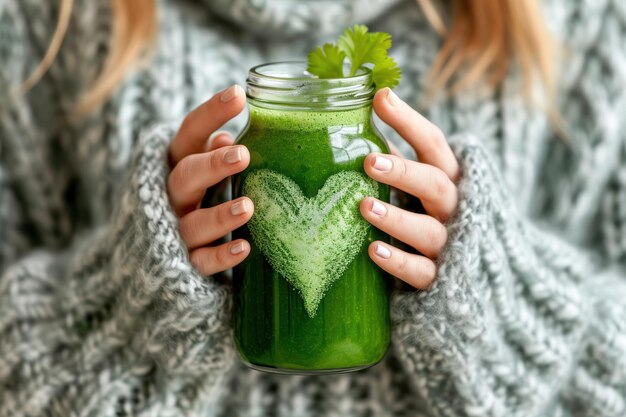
[232,102,391,373]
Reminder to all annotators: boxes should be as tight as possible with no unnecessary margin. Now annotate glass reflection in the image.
[329,124,382,164]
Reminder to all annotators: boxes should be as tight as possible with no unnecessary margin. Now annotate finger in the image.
[180,197,254,250]
[168,145,250,215]
[369,241,436,290]
[364,153,458,222]
[373,88,460,181]
[170,85,246,164]
[205,131,235,153]
[360,197,447,259]
[190,239,251,276]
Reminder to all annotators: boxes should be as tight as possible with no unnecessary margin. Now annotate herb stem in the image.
[307,25,401,90]
[349,64,357,77]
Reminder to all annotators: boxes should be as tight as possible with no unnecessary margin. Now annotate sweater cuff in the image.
[0,123,234,393]
[107,123,234,377]
[390,133,592,416]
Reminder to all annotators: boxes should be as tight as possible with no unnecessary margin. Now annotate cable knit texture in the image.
[1,0,626,416]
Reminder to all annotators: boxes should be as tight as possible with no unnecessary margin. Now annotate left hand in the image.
[361,88,460,290]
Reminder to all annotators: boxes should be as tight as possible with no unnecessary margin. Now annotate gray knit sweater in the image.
[1,0,626,416]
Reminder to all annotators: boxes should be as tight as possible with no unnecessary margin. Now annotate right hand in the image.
[168,84,254,276]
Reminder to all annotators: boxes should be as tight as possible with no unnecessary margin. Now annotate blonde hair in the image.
[22,0,157,118]
[26,0,557,119]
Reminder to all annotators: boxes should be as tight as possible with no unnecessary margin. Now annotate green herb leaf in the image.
[307,43,346,78]
[337,25,391,76]
[372,55,402,90]
[307,24,401,91]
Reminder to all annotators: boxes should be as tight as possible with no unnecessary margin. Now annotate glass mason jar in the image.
[232,61,391,374]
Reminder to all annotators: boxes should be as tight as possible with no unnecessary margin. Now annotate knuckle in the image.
[413,258,432,281]
[434,222,448,249]
[395,157,409,181]
[394,252,436,287]
[205,150,220,172]
[179,213,198,243]
[190,249,209,273]
[170,156,194,194]
[391,206,406,227]
[422,221,438,245]
[429,125,446,148]
[216,203,230,226]
[214,245,230,267]
[396,252,410,276]
[431,168,452,199]
[424,219,447,250]
[421,125,448,162]
[415,259,437,288]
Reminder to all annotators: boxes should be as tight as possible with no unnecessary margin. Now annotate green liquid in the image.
[232,104,391,372]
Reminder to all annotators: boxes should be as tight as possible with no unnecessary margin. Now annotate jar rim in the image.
[246,61,374,111]
[249,61,372,84]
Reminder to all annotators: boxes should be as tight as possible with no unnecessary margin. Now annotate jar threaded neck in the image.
[246,61,374,111]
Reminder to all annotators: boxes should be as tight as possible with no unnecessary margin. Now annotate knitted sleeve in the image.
[391,133,626,417]
[391,1,626,415]
[0,124,235,415]
[0,4,234,415]
[0,0,63,264]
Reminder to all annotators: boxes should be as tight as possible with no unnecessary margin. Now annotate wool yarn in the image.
[1,0,626,415]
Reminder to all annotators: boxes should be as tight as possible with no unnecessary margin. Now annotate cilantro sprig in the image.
[307,25,401,90]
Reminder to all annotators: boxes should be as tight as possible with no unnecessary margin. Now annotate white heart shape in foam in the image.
[243,169,378,317]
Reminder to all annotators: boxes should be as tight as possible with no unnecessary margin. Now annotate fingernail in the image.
[223,146,242,164]
[386,88,399,106]
[230,199,250,216]
[220,85,240,103]
[371,155,392,172]
[371,200,387,216]
[230,241,246,255]
[375,243,391,259]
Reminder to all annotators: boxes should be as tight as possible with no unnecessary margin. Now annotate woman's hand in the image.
[362,88,460,289]
[168,85,254,275]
